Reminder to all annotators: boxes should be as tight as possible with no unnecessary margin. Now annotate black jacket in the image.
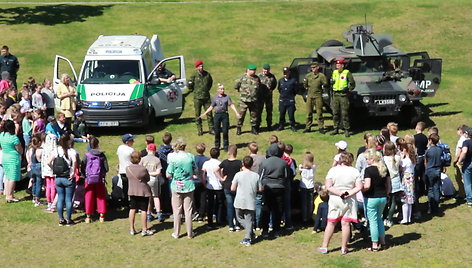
[259,143,288,189]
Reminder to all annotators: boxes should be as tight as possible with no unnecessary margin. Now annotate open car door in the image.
[53,55,78,109]
[146,55,186,117]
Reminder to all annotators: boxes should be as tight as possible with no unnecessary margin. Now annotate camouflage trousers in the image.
[305,95,324,130]
[257,93,273,127]
[194,98,213,132]
[331,94,350,130]
[237,101,259,128]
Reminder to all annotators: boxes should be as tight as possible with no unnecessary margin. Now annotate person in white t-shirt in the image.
[117,133,136,207]
[299,151,317,225]
[202,147,223,228]
[453,125,468,198]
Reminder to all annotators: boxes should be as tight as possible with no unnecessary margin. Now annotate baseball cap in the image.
[75,110,84,117]
[122,134,136,143]
[147,143,157,151]
[336,59,345,65]
[194,60,203,67]
[263,64,271,70]
[247,64,257,70]
[335,140,348,150]
[283,67,291,74]
[47,115,56,122]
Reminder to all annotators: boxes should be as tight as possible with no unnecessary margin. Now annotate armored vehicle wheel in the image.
[320,40,344,47]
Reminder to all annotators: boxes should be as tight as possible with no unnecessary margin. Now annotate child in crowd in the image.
[139,143,163,223]
[453,125,468,198]
[26,136,43,206]
[383,141,402,227]
[425,133,443,214]
[400,142,416,224]
[41,132,58,213]
[202,147,223,228]
[313,189,329,233]
[333,140,348,166]
[117,133,136,208]
[200,83,241,152]
[72,110,89,143]
[56,112,71,136]
[32,83,46,110]
[22,109,33,146]
[5,87,17,109]
[45,115,61,138]
[265,135,279,158]
[41,79,55,118]
[283,144,296,229]
[140,135,155,157]
[216,145,242,232]
[82,137,109,223]
[248,142,265,230]
[27,77,36,93]
[299,152,316,225]
[19,89,32,114]
[32,110,46,135]
[231,156,262,246]
[387,122,399,143]
[157,132,173,213]
[0,71,11,95]
[194,143,210,223]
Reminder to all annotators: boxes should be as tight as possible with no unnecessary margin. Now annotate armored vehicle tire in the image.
[320,40,344,47]
[401,102,427,128]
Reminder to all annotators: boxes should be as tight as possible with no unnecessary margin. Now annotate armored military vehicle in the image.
[289,24,442,127]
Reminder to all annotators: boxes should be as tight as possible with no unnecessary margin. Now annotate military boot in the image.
[236,127,242,135]
[318,128,327,134]
[197,129,203,136]
[330,129,339,136]
[277,124,284,131]
[344,130,352,137]
[251,126,259,135]
[209,129,215,135]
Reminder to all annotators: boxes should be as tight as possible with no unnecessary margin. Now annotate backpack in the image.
[85,152,103,184]
[53,155,70,177]
[438,142,452,167]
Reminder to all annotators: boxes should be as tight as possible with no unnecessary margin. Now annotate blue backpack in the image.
[438,142,452,167]
[85,152,103,184]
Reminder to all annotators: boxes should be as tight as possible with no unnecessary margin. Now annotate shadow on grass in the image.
[0,5,113,25]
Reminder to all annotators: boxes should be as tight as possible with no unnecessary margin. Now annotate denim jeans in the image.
[365,197,387,242]
[32,173,42,198]
[55,177,76,221]
[425,168,441,213]
[462,162,472,203]
[255,193,263,228]
[224,189,238,228]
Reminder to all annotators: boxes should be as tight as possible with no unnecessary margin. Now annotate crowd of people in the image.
[1,48,471,252]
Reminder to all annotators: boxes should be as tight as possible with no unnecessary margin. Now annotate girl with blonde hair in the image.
[299,151,316,225]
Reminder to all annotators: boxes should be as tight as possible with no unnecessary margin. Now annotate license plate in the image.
[374,99,395,105]
[98,121,119,127]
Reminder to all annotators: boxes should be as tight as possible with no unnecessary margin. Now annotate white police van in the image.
[53,34,186,127]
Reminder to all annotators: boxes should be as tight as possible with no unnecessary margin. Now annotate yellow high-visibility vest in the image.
[332,69,350,91]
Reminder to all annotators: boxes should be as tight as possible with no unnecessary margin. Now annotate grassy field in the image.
[1,0,472,267]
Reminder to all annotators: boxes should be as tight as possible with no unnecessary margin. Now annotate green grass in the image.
[1,0,472,267]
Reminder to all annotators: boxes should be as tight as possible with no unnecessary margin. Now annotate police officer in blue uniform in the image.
[277,67,298,132]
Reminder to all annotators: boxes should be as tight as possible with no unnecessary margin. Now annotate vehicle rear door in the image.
[53,55,78,109]
[146,56,186,117]
[407,52,441,97]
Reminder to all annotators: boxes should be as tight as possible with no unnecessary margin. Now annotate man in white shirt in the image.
[116,133,136,207]
[201,148,223,228]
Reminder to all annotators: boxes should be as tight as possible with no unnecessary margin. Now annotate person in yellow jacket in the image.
[330,59,355,137]
[56,73,77,129]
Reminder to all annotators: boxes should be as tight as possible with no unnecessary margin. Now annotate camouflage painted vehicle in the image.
[289,24,442,126]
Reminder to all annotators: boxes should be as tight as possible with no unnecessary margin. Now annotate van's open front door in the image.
[407,52,442,97]
[146,55,187,118]
[53,55,78,109]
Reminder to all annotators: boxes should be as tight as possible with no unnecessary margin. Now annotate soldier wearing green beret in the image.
[303,62,328,134]
[258,64,277,131]
[187,60,214,136]
[234,64,261,135]
[330,59,355,137]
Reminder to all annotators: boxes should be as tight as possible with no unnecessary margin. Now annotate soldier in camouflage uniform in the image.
[187,60,214,136]
[234,64,261,135]
[257,64,277,131]
[330,59,355,137]
[303,62,328,134]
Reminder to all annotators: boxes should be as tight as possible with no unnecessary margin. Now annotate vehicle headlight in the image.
[398,94,407,102]
[129,98,144,107]
[362,96,370,104]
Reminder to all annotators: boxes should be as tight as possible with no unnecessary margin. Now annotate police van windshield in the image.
[80,60,141,84]
[347,57,403,73]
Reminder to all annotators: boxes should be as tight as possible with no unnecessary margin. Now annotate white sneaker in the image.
[141,229,154,236]
[171,233,179,239]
